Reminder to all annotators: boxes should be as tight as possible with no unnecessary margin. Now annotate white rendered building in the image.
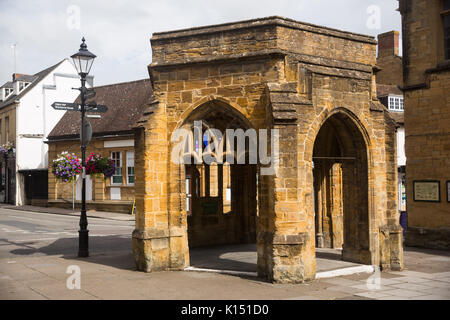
[0,59,92,205]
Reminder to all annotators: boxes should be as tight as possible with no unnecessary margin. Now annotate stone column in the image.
[257,82,315,283]
[132,103,173,272]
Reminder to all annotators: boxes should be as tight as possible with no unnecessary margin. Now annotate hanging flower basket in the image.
[85,153,115,179]
[52,152,82,183]
[0,142,14,155]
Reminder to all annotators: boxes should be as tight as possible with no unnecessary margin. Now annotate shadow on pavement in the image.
[189,243,257,273]
[6,235,136,271]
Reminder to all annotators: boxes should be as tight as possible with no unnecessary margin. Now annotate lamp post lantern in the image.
[71,37,96,258]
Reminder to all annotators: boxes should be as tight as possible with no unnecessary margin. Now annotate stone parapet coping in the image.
[151,16,377,45]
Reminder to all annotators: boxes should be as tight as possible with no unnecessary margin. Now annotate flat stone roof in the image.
[151,16,377,44]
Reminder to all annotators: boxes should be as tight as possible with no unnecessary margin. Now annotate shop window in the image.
[126,151,135,185]
[111,151,122,185]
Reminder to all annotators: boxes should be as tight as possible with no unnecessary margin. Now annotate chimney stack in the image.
[12,73,26,82]
[378,31,399,58]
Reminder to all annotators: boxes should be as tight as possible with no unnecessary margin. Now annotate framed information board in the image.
[447,181,450,203]
[413,180,440,202]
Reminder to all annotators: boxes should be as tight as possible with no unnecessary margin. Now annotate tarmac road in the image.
[0,207,134,259]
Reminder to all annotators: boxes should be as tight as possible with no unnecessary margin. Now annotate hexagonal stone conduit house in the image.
[132,16,404,283]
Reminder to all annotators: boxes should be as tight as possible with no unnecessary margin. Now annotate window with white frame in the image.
[4,88,13,98]
[388,96,404,111]
[126,151,135,185]
[111,151,122,185]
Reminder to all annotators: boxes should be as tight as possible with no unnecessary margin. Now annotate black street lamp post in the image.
[71,38,96,258]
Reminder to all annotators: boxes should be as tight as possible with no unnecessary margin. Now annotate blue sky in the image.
[0,0,402,86]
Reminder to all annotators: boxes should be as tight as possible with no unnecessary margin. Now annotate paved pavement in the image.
[0,204,134,221]
[0,207,449,300]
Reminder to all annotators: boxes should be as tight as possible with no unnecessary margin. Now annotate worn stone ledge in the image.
[269,94,313,106]
[267,82,298,93]
[151,16,376,45]
[150,49,286,69]
[306,65,372,80]
[400,83,427,92]
[294,53,373,73]
[370,101,386,112]
[425,60,450,74]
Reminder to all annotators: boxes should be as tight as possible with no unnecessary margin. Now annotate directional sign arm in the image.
[85,104,108,113]
[51,102,80,111]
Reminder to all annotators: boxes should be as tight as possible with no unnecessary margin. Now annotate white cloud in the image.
[0,0,401,86]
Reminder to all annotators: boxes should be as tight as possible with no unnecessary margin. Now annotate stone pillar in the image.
[132,103,183,272]
[271,123,309,283]
[331,163,343,248]
[258,123,309,283]
[257,82,315,283]
[378,110,404,271]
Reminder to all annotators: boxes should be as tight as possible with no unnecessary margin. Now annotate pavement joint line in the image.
[26,283,50,300]
[315,265,376,279]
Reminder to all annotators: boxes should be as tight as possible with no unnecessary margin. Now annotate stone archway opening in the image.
[312,112,371,269]
[180,100,258,273]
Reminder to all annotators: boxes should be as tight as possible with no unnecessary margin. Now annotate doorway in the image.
[312,112,370,265]
[181,100,258,272]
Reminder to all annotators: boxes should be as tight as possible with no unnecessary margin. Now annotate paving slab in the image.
[381,288,430,298]
[355,291,392,299]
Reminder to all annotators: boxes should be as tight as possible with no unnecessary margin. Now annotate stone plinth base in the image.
[380,224,404,271]
[258,232,312,284]
[132,228,187,272]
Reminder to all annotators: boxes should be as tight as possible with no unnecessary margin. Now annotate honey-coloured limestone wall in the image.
[132,16,404,283]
